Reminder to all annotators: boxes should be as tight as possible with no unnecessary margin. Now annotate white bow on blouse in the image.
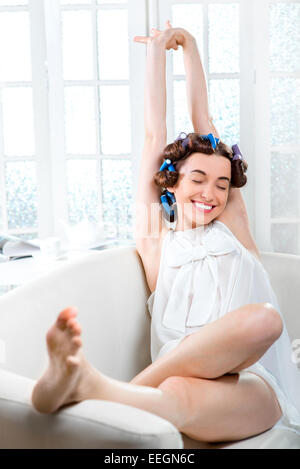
[162,228,238,333]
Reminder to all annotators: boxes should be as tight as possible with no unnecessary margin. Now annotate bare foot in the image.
[31,306,100,414]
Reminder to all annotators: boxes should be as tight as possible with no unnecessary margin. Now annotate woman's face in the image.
[167,152,231,230]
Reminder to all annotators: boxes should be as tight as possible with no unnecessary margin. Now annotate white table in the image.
[0,250,98,293]
[0,240,136,296]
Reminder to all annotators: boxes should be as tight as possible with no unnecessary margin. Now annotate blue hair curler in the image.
[160,190,177,223]
[159,158,176,172]
[200,132,220,149]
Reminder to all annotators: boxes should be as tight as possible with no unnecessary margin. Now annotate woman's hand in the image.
[134,20,193,51]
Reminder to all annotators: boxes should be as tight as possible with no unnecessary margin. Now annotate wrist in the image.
[182,32,196,49]
[150,34,168,50]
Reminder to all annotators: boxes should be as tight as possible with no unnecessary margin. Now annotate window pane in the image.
[172,4,204,76]
[99,85,131,154]
[67,159,99,224]
[271,223,299,254]
[97,1,127,4]
[5,161,38,229]
[270,78,300,145]
[101,159,133,239]
[173,80,193,136]
[62,10,94,80]
[2,87,35,156]
[0,11,31,81]
[209,79,240,145]
[0,1,27,5]
[97,9,128,80]
[64,86,97,154]
[271,152,300,218]
[208,3,239,74]
[0,207,3,231]
[61,1,91,4]
[270,3,300,73]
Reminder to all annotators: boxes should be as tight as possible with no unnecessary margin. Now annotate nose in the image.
[201,189,214,203]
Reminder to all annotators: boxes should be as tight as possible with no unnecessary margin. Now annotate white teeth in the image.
[193,202,213,210]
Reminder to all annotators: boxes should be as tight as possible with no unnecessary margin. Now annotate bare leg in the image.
[168,373,282,442]
[31,307,282,442]
[130,302,283,387]
[31,307,188,428]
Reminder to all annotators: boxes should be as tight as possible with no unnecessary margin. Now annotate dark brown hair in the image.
[154,133,248,191]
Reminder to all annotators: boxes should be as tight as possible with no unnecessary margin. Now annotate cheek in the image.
[216,190,229,208]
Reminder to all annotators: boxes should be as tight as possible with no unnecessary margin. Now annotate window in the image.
[0,0,146,243]
[158,0,300,254]
[0,0,299,254]
[0,0,37,240]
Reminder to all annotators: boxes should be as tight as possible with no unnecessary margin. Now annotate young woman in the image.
[31,23,300,443]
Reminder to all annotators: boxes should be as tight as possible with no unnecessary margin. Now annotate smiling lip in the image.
[191,200,215,213]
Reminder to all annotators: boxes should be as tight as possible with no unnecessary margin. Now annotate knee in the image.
[158,376,189,401]
[158,376,191,425]
[240,303,283,346]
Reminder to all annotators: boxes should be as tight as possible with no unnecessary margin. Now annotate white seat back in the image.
[261,251,300,342]
[0,248,151,381]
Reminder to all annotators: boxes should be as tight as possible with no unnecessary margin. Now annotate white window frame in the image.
[253,0,300,253]
[1,0,147,239]
[44,0,147,237]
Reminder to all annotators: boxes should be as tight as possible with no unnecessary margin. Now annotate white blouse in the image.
[147,219,300,436]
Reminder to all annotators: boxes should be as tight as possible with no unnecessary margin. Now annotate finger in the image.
[151,29,161,38]
[166,20,172,29]
[168,39,178,50]
[134,36,150,44]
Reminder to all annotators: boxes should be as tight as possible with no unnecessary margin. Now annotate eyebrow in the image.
[190,169,230,182]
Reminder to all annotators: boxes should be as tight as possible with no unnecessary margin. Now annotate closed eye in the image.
[192,180,227,191]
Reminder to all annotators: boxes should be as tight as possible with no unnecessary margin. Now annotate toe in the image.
[59,306,78,322]
[71,336,82,349]
[66,318,82,336]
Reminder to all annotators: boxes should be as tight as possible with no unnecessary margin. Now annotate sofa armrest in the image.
[0,369,183,449]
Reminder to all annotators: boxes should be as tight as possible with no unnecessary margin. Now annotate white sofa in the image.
[0,246,300,449]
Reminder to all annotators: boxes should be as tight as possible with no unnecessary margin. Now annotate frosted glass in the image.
[2,87,35,156]
[208,3,239,74]
[209,79,240,146]
[67,159,99,224]
[0,207,3,231]
[172,4,204,76]
[101,159,133,238]
[173,80,193,137]
[99,85,131,154]
[64,86,97,154]
[5,161,38,229]
[0,11,31,81]
[271,223,299,255]
[62,10,94,80]
[61,0,91,4]
[97,9,128,80]
[271,152,300,218]
[0,1,27,5]
[270,78,300,145]
[270,3,300,73]
[97,1,127,3]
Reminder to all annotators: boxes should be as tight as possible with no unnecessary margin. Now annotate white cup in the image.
[40,237,64,259]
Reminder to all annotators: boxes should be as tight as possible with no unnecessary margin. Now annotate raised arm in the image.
[181,33,219,137]
[143,38,167,138]
[133,33,170,250]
